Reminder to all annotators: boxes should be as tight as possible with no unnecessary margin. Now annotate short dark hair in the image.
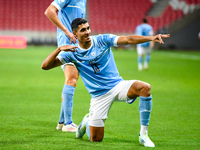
[142,18,148,23]
[71,18,88,31]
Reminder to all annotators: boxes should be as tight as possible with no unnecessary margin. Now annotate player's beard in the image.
[83,36,91,43]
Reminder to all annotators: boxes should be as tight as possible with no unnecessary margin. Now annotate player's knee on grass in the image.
[89,119,105,142]
[89,126,104,142]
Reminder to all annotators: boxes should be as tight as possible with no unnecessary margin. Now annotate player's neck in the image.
[79,41,91,49]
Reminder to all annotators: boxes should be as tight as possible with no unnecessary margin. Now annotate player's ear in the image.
[73,31,77,38]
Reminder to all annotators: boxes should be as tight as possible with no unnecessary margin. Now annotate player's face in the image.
[75,23,91,43]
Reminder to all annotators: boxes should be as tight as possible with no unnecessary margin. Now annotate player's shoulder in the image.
[93,34,117,42]
[91,34,117,47]
[136,24,142,28]
[95,34,116,38]
[145,23,153,29]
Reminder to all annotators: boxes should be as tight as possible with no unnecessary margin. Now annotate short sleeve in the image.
[102,34,119,47]
[57,51,71,64]
[51,0,70,11]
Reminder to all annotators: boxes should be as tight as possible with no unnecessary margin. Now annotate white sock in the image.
[138,63,143,71]
[144,61,148,69]
[140,125,148,135]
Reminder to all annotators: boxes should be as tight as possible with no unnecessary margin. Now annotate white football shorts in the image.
[137,46,151,55]
[61,63,75,71]
[89,80,137,127]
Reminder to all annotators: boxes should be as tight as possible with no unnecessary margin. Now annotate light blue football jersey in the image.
[136,24,153,47]
[57,34,123,98]
[52,0,87,46]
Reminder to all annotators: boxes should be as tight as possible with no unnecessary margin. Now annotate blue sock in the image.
[86,120,90,140]
[58,102,64,124]
[138,56,143,64]
[62,85,75,125]
[139,95,152,125]
[145,54,151,63]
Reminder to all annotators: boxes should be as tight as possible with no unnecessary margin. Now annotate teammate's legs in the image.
[59,64,79,132]
[63,65,79,124]
[56,97,64,130]
[137,46,144,71]
[56,35,79,131]
[144,47,151,70]
[58,96,64,123]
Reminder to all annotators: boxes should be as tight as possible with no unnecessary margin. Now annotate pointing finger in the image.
[158,34,164,44]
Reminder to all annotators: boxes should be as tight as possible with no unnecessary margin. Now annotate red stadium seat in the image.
[88,0,153,34]
[0,0,198,33]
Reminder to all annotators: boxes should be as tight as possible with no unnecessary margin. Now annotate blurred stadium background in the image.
[0,0,200,50]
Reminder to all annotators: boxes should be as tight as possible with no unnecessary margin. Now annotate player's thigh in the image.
[89,92,115,121]
[127,80,151,98]
[64,65,79,83]
[117,80,137,101]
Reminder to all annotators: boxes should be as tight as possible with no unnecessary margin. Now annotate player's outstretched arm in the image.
[41,45,77,70]
[117,34,170,45]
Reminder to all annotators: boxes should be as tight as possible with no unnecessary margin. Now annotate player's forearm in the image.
[127,35,153,45]
[45,6,69,33]
[41,48,61,70]
[118,34,169,45]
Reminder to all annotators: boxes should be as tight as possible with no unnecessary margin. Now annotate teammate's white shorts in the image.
[61,63,75,71]
[89,80,137,127]
[137,46,151,55]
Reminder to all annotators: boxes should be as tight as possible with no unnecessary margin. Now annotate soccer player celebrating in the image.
[41,18,170,147]
[44,0,87,132]
[135,18,154,71]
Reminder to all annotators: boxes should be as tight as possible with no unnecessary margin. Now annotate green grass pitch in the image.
[0,46,199,150]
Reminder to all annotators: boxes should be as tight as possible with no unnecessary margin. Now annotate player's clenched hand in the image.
[152,34,170,44]
[59,45,78,52]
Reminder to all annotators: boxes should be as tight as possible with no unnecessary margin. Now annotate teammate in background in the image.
[135,18,154,71]
[44,0,87,132]
[41,18,170,147]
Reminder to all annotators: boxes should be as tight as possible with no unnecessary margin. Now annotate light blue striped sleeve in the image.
[51,0,70,10]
